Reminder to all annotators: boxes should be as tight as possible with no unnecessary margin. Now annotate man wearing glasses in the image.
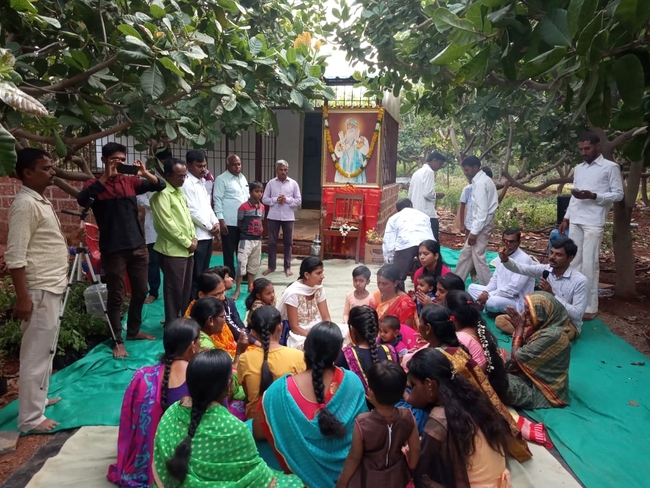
[78,142,165,359]
[468,228,535,314]
[151,159,197,327]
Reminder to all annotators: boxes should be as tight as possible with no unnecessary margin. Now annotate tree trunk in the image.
[612,159,642,299]
[613,200,635,299]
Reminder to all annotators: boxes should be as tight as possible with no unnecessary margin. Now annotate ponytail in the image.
[312,359,346,437]
[160,355,173,410]
[165,403,208,483]
[249,306,282,397]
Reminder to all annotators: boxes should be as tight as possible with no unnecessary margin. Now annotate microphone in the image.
[542,270,550,280]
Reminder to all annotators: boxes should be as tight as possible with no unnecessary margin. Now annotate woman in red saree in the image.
[373,264,417,328]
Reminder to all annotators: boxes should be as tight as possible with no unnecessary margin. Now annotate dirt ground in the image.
[0,198,648,483]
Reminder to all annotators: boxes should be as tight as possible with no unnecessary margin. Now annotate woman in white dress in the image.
[277,257,347,349]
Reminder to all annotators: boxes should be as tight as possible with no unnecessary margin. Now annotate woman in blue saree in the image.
[253,321,367,488]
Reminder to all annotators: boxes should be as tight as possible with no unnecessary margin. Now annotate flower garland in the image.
[477,322,494,373]
[323,105,384,179]
[339,223,352,243]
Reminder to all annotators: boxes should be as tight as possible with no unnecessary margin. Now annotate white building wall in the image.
[274,110,302,182]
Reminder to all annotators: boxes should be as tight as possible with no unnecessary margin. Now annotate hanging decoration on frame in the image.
[323,106,384,186]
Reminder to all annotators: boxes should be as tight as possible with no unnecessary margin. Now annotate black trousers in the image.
[393,246,420,287]
[430,218,440,242]
[267,219,294,271]
[146,243,161,298]
[159,254,194,326]
[221,226,241,278]
[192,238,214,298]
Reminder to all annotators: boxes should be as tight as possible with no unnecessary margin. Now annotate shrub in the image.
[0,281,109,358]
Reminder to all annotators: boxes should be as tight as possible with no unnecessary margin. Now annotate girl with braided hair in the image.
[245,278,276,325]
[238,305,305,419]
[400,304,532,462]
[107,318,200,487]
[408,348,512,488]
[445,290,509,400]
[153,350,303,487]
[255,322,367,488]
[336,305,397,393]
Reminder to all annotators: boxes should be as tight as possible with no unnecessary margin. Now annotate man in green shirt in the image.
[151,159,197,325]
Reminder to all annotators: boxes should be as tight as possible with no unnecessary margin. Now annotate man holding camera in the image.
[77,142,165,358]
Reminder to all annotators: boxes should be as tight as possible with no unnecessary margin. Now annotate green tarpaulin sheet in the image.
[0,250,648,488]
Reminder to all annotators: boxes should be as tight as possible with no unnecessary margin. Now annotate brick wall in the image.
[0,177,85,246]
[377,183,399,234]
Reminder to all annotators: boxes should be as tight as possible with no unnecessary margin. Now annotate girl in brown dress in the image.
[336,361,420,488]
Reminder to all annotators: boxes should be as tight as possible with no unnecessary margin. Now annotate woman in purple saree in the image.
[107,318,201,487]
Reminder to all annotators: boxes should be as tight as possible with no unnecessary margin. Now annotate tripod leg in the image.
[40,253,81,390]
[82,252,121,346]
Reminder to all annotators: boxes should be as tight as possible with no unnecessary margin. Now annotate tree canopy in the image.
[0,0,333,175]
[328,0,650,165]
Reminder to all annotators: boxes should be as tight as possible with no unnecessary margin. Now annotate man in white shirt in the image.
[5,148,83,432]
[496,238,587,340]
[136,192,160,304]
[408,151,446,241]
[559,132,624,320]
[183,150,220,297]
[468,228,535,313]
[382,198,434,284]
[214,154,249,278]
[454,156,498,285]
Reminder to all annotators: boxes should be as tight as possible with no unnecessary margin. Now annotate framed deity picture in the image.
[322,107,383,187]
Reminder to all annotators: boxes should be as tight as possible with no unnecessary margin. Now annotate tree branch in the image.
[516,155,569,184]
[478,137,505,160]
[501,169,572,192]
[484,72,553,91]
[20,55,119,96]
[52,177,81,198]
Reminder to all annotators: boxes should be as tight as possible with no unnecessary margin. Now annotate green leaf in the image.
[117,50,152,62]
[457,46,490,82]
[622,134,648,161]
[290,89,304,106]
[572,72,598,122]
[614,54,645,108]
[165,122,178,141]
[191,32,215,44]
[486,4,513,24]
[222,94,237,111]
[38,16,61,28]
[611,105,644,130]
[183,46,207,60]
[431,43,468,65]
[522,47,567,78]
[124,35,151,51]
[159,57,185,77]
[117,23,141,40]
[286,48,297,63]
[567,0,597,38]
[57,115,85,127]
[432,8,477,34]
[296,77,320,90]
[538,9,572,47]
[587,29,608,66]
[0,81,49,116]
[309,65,322,77]
[211,84,233,95]
[10,0,37,14]
[54,133,67,157]
[0,124,16,177]
[140,65,166,99]
[150,4,166,19]
[615,0,638,27]
[249,37,263,56]
[70,50,89,70]
[576,14,602,56]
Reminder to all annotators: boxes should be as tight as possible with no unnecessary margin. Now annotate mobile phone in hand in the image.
[116,164,139,175]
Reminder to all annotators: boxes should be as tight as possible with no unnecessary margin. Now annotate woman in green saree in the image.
[503,291,571,409]
[153,349,303,487]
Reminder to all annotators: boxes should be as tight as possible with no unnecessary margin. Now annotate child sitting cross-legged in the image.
[377,315,408,358]
[336,361,420,488]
